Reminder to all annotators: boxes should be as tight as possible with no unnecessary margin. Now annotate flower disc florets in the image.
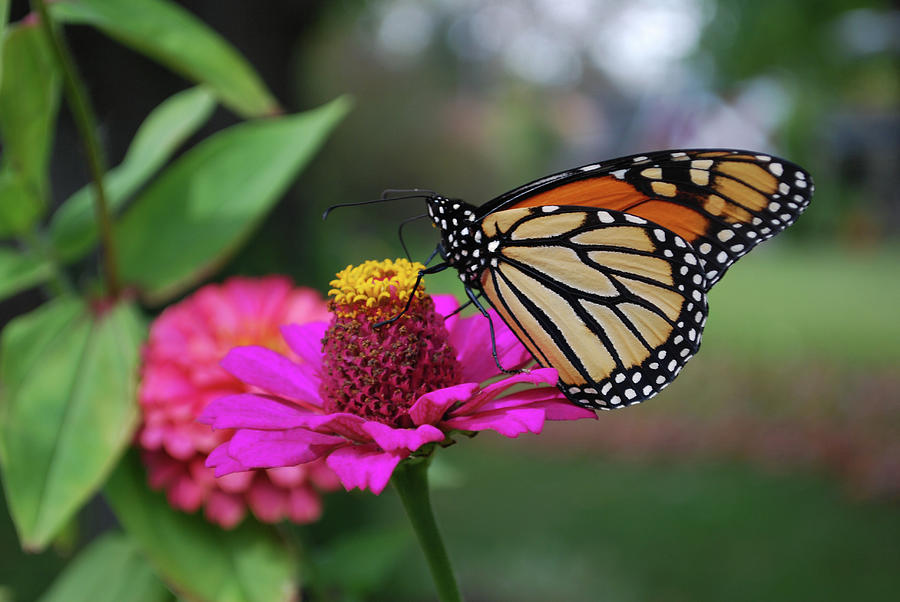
[321,259,461,426]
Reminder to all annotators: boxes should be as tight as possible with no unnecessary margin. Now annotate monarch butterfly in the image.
[386,149,812,410]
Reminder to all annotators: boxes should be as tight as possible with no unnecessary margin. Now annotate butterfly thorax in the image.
[426,196,491,287]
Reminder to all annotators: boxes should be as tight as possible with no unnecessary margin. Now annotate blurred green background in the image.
[2,0,898,600]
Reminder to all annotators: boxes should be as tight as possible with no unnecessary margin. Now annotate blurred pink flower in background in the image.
[137,276,340,528]
[201,260,596,494]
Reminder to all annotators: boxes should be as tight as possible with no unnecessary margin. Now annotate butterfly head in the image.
[426,195,486,285]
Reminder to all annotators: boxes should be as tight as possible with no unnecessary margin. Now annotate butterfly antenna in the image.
[322,193,433,221]
[380,187,438,199]
[397,213,429,260]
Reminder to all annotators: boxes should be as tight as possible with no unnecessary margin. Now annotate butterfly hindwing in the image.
[482,149,813,287]
[475,205,709,410]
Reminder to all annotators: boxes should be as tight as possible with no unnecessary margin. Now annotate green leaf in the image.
[0,169,41,238]
[38,532,169,602]
[0,299,145,550]
[49,86,217,263]
[50,0,278,118]
[115,96,351,305]
[105,451,298,602]
[313,526,410,597]
[0,21,61,234]
[0,0,9,85]
[0,247,53,300]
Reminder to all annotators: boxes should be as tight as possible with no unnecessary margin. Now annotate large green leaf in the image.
[39,532,169,602]
[0,299,145,550]
[106,451,297,602]
[313,526,410,598]
[50,0,278,118]
[0,21,61,236]
[0,247,53,300]
[0,169,40,237]
[115,96,350,305]
[0,0,9,85]
[49,86,217,263]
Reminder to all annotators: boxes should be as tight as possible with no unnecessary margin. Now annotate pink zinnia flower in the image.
[201,259,596,494]
[138,276,341,528]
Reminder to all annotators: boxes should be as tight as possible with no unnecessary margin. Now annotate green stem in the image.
[31,0,121,298]
[392,456,462,602]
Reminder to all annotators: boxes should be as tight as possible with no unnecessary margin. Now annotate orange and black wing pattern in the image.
[477,206,708,410]
[480,149,814,287]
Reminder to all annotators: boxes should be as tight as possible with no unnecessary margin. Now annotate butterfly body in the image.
[422,149,813,410]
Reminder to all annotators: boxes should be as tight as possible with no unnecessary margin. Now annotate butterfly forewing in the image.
[476,206,709,410]
[484,150,813,288]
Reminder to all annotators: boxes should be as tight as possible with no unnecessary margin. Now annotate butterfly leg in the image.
[397,214,429,260]
[464,286,526,375]
[374,262,450,328]
[441,291,482,320]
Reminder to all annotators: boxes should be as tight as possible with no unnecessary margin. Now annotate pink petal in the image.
[280,322,328,368]
[220,346,322,405]
[452,368,559,416]
[288,412,374,442]
[408,382,480,426]
[450,309,534,382]
[167,474,204,512]
[162,430,197,461]
[287,487,322,523]
[310,462,342,490]
[225,428,346,470]
[206,443,252,476]
[362,421,446,452]
[198,393,313,430]
[284,289,332,325]
[266,465,307,488]
[205,490,246,529]
[536,400,598,421]
[325,445,408,494]
[216,469,254,494]
[443,407,548,438]
[246,477,287,523]
[463,387,596,421]
[432,294,461,332]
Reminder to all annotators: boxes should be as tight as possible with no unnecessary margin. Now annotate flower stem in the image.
[392,456,462,602]
[31,0,121,298]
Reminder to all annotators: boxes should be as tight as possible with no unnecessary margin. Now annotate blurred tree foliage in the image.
[259,0,898,289]
[695,0,898,241]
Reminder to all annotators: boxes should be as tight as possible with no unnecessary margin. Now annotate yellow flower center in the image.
[328,258,426,318]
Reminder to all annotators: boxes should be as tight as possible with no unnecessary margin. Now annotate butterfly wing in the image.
[479,149,813,287]
[476,205,709,410]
